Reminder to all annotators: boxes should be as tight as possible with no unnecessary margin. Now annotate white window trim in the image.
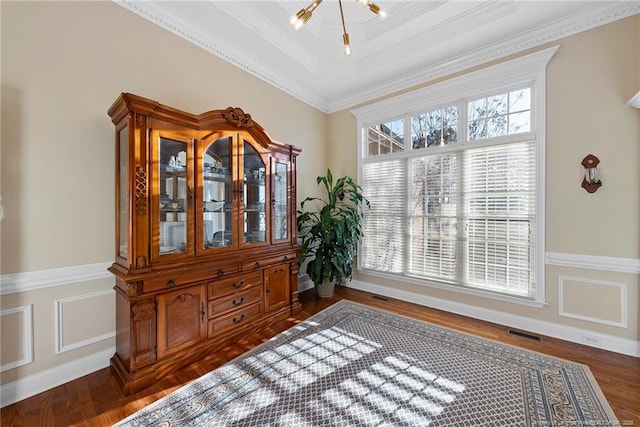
[351,45,558,307]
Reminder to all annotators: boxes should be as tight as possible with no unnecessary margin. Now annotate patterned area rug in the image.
[114,300,618,426]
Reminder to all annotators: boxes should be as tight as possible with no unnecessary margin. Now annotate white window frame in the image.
[351,46,558,307]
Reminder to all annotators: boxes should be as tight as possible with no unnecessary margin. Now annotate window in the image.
[367,118,404,157]
[352,47,556,304]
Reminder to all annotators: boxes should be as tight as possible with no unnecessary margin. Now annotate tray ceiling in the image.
[116,1,639,113]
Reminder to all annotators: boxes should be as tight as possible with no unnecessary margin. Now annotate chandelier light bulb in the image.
[290,9,305,28]
[343,33,351,56]
[292,10,312,30]
[368,3,386,18]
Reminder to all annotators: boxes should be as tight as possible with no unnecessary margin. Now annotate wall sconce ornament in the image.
[581,154,602,193]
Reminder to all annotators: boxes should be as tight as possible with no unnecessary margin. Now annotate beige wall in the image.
[0,0,638,405]
[0,1,326,393]
[328,15,640,343]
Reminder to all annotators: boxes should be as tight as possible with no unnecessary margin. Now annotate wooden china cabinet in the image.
[107,93,301,394]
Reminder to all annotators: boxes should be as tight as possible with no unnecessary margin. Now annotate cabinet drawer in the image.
[208,287,263,319]
[207,302,263,337]
[144,274,190,293]
[142,263,239,293]
[242,252,295,271]
[207,271,262,298]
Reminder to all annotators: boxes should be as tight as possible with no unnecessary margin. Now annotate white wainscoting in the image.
[343,252,639,356]
[558,276,628,328]
[0,305,33,372]
[55,289,116,354]
[1,252,638,408]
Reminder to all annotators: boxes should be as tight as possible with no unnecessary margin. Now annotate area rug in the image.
[114,300,618,426]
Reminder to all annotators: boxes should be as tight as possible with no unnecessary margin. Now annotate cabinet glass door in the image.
[158,136,190,256]
[273,160,288,242]
[201,136,233,250]
[243,139,266,244]
[117,125,129,260]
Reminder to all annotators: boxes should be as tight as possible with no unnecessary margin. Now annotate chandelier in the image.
[289,0,387,56]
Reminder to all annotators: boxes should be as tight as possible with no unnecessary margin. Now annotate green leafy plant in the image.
[297,169,370,289]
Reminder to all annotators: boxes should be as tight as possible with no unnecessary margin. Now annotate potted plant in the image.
[297,169,369,298]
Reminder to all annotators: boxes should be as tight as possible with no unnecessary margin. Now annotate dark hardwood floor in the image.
[2,286,639,426]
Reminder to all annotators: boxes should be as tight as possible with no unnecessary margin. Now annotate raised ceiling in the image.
[117,1,639,113]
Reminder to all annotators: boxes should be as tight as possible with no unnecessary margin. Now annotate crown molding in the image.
[114,1,639,114]
[329,2,640,112]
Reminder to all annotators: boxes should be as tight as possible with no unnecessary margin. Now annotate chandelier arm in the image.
[338,0,348,35]
[308,0,323,14]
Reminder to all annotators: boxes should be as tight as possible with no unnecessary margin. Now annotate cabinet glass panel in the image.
[273,161,288,241]
[243,139,266,244]
[159,137,188,254]
[203,137,233,249]
[118,126,129,258]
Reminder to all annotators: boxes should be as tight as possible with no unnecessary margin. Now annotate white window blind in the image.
[361,160,406,273]
[463,142,535,296]
[408,153,459,282]
[360,140,535,298]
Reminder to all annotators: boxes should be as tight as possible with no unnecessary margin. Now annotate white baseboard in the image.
[346,279,640,358]
[0,348,113,408]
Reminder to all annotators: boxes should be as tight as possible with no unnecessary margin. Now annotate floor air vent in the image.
[372,295,389,302]
[508,329,542,341]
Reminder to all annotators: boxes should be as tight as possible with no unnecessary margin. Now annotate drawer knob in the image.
[255,261,260,268]
[233,314,245,323]
[284,255,288,261]
[232,280,245,289]
[167,279,176,288]
[232,297,245,306]
[217,269,225,277]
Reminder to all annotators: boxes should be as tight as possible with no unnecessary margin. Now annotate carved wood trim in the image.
[132,300,154,321]
[126,282,141,297]
[222,107,253,128]
[132,300,156,368]
[135,166,147,215]
[135,113,145,128]
[136,256,147,269]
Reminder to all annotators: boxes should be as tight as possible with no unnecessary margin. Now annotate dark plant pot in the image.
[316,279,335,298]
